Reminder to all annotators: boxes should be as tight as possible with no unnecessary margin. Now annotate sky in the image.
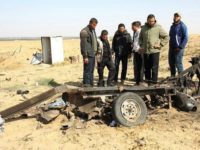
[0,0,199,37]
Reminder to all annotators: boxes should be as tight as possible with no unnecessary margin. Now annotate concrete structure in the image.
[41,36,64,64]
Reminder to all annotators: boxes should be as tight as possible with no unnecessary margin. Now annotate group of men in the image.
[80,13,188,87]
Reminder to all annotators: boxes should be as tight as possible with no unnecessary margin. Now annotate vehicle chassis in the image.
[0,56,199,127]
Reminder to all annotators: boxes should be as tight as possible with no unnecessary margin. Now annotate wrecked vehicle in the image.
[0,56,199,128]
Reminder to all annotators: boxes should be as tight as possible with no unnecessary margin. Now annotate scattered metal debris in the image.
[48,98,66,109]
[37,109,60,124]
[30,52,42,65]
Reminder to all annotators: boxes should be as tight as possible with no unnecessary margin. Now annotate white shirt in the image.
[132,29,141,52]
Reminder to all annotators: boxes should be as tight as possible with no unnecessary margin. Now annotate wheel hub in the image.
[121,99,141,122]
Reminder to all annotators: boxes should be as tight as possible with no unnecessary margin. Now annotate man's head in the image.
[147,14,156,27]
[173,12,181,23]
[118,23,126,33]
[89,18,98,30]
[132,21,141,32]
[100,30,108,40]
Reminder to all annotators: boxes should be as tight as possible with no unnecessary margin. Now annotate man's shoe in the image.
[98,80,105,87]
[121,80,125,85]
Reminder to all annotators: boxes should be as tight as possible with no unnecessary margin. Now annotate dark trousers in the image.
[134,52,144,84]
[168,49,184,76]
[114,55,128,81]
[98,57,115,84]
[83,57,95,86]
[144,53,160,83]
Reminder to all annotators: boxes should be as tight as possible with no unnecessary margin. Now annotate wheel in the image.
[112,92,147,127]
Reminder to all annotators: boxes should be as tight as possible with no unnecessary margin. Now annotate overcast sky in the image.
[0,0,199,37]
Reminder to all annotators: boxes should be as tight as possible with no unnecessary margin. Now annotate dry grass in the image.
[0,36,200,150]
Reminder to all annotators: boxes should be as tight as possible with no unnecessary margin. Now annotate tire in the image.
[112,92,147,127]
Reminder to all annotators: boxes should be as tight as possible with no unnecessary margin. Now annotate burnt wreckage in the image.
[0,56,199,127]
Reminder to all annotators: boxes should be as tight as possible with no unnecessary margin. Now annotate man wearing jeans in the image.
[169,12,188,76]
[80,18,98,87]
[139,14,168,84]
[97,30,115,86]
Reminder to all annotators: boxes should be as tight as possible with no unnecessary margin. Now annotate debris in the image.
[61,122,74,130]
[36,97,67,124]
[17,89,29,95]
[0,115,5,133]
[173,92,198,112]
[37,109,60,124]
[48,98,66,109]
[75,119,87,129]
[21,133,33,142]
[30,52,42,65]
[60,107,75,130]
[69,55,79,64]
[110,120,117,127]
[5,77,11,81]
[135,137,147,146]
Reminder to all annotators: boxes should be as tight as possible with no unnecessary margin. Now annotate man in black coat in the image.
[97,30,115,86]
[112,24,132,84]
[80,18,98,87]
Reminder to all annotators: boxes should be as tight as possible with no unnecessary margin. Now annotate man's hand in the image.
[128,53,132,58]
[154,44,161,49]
[96,53,102,63]
[138,48,144,54]
[83,58,89,64]
[175,48,180,52]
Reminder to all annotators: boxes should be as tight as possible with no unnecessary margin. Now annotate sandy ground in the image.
[0,36,200,150]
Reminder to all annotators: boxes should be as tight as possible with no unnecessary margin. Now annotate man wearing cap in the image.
[169,12,188,76]
[80,18,98,87]
[139,14,168,84]
[112,23,132,85]
[97,30,115,86]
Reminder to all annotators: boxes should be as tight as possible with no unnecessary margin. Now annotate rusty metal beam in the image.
[0,85,79,119]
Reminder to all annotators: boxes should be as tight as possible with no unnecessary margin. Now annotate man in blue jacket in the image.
[169,12,188,76]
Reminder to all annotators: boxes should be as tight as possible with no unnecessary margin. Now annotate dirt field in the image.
[0,36,200,150]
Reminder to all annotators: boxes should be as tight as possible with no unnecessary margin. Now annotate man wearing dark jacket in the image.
[169,12,188,76]
[112,24,132,84]
[80,18,98,87]
[97,30,115,86]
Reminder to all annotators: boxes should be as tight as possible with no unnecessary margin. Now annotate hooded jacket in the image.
[112,30,132,56]
[139,23,169,54]
[169,21,188,50]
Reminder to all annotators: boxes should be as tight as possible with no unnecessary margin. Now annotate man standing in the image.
[80,18,98,87]
[112,24,132,84]
[132,21,143,85]
[139,14,168,84]
[169,12,188,76]
[97,30,115,86]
